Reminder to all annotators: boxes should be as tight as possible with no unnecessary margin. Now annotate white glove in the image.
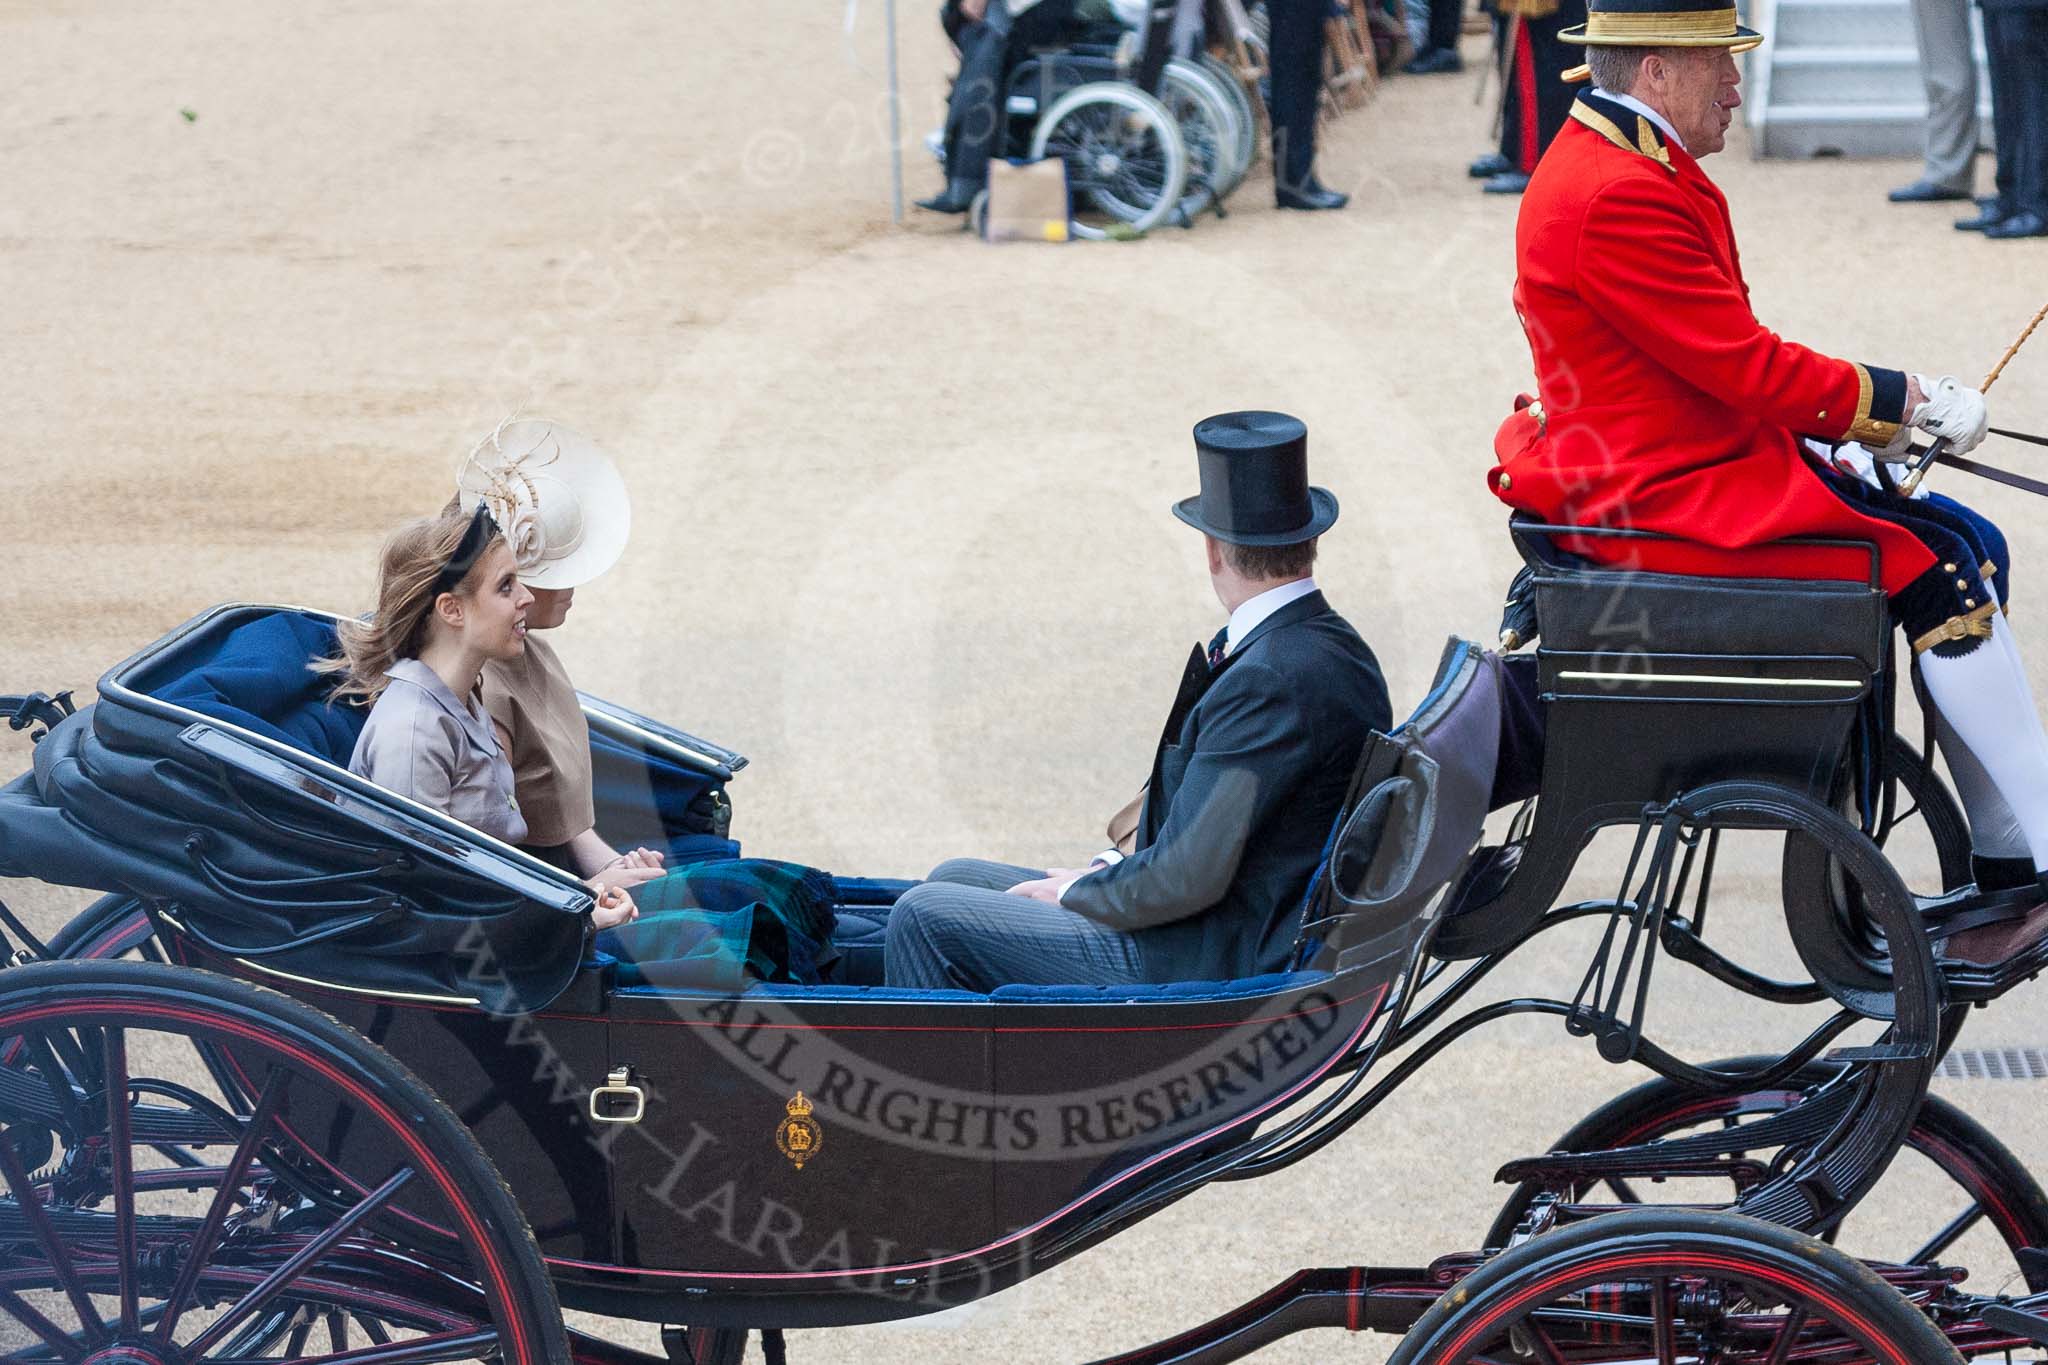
[1830,442,1881,490]
[1828,442,1931,499]
[1911,374,1990,455]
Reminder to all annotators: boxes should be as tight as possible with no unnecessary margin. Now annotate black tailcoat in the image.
[1062,591,1391,981]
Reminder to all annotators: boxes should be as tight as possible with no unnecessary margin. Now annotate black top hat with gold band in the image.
[1560,0,1761,80]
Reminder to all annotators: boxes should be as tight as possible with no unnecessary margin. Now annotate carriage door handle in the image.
[589,1066,647,1125]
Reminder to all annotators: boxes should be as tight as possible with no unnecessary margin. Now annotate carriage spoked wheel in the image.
[0,960,570,1365]
[1390,1209,1964,1364]
[1485,1059,2048,1297]
[1027,83,1188,240]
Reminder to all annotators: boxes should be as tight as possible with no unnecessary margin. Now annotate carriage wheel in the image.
[1028,83,1188,239]
[1484,1059,2048,1294]
[45,893,158,961]
[1389,1209,1963,1364]
[0,960,570,1365]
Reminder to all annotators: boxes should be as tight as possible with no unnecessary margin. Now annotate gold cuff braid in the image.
[1911,601,2000,654]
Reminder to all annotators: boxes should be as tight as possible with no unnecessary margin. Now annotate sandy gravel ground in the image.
[5,3,2048,1361]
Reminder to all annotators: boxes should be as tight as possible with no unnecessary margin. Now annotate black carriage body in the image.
[1433,526,1890,959]
[0,605,1417,1328]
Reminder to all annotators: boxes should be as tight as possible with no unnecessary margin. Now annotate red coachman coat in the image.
[1489,89,1932,594]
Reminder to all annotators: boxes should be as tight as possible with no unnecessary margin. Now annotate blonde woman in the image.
[324,503,640,932]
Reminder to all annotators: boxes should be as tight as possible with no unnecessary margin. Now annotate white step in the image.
[1750,0,1994,159]
[1758,101,1925,156]
[1772,0,1915,47]
[1770,48,1930,105]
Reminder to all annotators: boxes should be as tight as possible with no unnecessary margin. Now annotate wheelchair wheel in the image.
[1197,51,1261,183]
[1029,82,1188,239]
[1390,1209,1962,1364]
[0,960,570,1365]
[1485,1059,2048,1294]
[1162,59,1247,205]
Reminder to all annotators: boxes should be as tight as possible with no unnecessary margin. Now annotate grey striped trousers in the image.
[881,858,1147,991]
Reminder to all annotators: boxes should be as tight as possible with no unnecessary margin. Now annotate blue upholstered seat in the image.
[150,613,366,763]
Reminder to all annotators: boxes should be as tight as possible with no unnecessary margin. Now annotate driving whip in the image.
[1899,297,2048,495]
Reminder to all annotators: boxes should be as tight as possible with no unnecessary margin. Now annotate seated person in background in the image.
[329,503,638,932]
[919,0,1083,214]
[330,482,834,988]
[884,412,1392,990]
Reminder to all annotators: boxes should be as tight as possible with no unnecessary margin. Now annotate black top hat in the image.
[1173,411,1339,547]
[1561,0,1762,50]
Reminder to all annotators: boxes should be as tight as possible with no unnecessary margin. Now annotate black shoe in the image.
[1276,179,1349,210]
[1888,179,1973,204]
[916,181,979,215]
[1468,152,1513,179]
[1985,210,2048,239]
[1402,47,1462,74]
[1956,202,2014,232]
[1482,170,1530,195]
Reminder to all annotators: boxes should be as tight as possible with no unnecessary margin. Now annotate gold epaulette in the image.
[1502,0,1561,16]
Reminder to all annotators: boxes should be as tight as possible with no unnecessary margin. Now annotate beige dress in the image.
[479,635,595,850]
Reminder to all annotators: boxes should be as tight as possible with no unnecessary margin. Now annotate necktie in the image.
[1207,628,1229,669]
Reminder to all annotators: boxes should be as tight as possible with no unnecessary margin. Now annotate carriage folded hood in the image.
[0,607,594,1014]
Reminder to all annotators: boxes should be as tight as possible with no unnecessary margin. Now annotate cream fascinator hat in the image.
[457,418,631,590]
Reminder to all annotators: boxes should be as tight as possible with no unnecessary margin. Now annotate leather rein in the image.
[1924,426,2048,499]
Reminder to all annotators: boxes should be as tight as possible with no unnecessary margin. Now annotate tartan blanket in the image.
[598,858,839,991]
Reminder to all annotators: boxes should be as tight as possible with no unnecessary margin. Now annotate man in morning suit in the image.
[1488,0,2048,943]
[885,412,1390,990]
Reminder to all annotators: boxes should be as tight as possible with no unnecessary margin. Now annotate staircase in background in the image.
[1747,0,1993,158]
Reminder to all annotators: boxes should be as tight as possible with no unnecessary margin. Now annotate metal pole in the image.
[885,0,905,222]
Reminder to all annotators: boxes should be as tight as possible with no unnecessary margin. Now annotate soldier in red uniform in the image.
[1488,0,2048,902]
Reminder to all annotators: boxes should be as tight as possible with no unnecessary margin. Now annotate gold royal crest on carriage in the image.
[775,1091,823,1170]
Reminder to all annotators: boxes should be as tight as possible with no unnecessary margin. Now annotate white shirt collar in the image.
[1225,577,1318,656]
[1606,91,1686,153]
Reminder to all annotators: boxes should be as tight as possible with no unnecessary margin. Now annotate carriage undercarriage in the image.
[6,527,2048,1363]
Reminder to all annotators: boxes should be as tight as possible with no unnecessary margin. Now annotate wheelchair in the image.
[6,522,2048,1359]
[936,0,1256,237]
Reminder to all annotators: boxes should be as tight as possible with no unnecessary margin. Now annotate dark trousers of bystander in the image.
[1493,0,1584,173]
[1427,0,1466,52]
[939,0,1083,192]
[1982,5,2048,218]
[1267,0,1331,190]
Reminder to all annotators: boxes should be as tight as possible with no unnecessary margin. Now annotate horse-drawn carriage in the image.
[7,526,2048,1363]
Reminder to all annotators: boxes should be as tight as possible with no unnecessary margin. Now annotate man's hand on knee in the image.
[1005,875,1067,904]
